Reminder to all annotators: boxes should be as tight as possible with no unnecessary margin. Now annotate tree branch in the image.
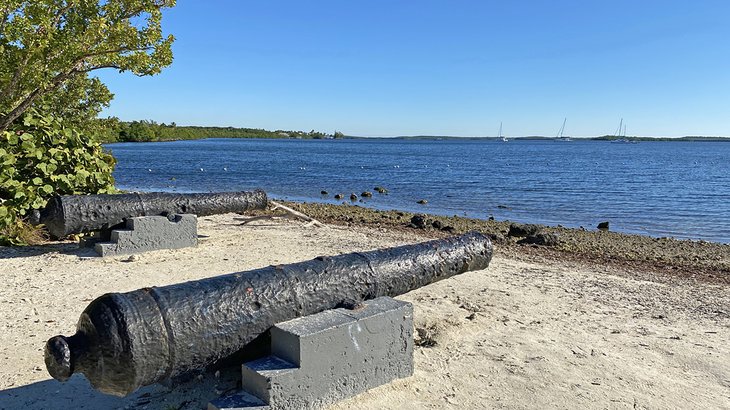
[0,66,82,131]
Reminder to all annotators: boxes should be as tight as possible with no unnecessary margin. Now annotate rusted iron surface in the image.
[44,232,493,396]
[32,190,268,238]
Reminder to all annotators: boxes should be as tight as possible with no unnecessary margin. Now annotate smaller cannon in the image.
[45,232,493,396]
[30,190,268,238]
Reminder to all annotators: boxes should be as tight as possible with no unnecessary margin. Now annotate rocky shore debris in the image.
[350,193,358,201]
[361,191,373,198]
[508,223,542,238]
[408,214,456,233]
[598,221,610,231]
[374,186,388,194]
[320,190,328,195]
[334,194,344,200]
[417,199,428,205]
[270,202,730,283]
[508,223,558,246]
[517,232,559,246]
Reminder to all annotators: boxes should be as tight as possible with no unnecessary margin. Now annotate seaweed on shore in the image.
[257,202,730,286]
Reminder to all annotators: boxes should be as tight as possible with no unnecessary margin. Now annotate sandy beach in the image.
[0,212,728,409]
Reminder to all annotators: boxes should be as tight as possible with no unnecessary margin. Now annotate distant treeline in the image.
[592,135,730,142]
[97,119,346,143]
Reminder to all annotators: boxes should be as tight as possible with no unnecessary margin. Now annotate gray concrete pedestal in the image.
[93,214,198,257]
[209,297,414,410]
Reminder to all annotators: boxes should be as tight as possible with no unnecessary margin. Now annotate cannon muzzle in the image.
[45,232,493,396]
[33,190,268,238]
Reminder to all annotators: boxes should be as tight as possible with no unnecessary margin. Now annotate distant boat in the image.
[555,118,572,141]
[609,118,638,143]
[499,122,508,142]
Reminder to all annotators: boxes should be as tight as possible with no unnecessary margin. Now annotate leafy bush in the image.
[0,111,116,245]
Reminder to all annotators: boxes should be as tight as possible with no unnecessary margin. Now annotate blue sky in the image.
[98,1,730,137]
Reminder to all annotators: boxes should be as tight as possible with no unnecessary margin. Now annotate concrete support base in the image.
[209,297,414,410]
[93,214,198,257]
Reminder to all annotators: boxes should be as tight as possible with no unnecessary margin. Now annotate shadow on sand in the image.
[0,368,241,410]
[0,241,97,260]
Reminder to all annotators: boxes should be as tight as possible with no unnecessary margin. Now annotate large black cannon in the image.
[44,232,493,396]
[30,190,268,238]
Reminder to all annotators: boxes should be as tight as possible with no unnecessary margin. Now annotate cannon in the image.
[44,232,493,396]
[30,190,268,238]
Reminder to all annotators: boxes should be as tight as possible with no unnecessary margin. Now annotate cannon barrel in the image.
[32,190,268,238]
[44,232,492,396]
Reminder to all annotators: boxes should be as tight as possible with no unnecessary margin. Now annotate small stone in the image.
[409,214,428,229]
[442,226,456,234]
[124,254,140,262]
[432,220,443,229]
[350,193,358,201]
[374,186,388,194]
[361,191,373,198]
[417,199,428,205]
[597,221,610,230]
[320,190,328,195]
[334,194,343,200]
[508,223,541,237]
[517,232,559,246]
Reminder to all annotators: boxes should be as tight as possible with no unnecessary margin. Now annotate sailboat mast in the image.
[557,118,566,138]
[615,118,623,137]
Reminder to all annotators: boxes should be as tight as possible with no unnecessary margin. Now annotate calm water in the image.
[107,138,730,243]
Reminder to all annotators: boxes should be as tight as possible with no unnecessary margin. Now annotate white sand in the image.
[0,215,728,409]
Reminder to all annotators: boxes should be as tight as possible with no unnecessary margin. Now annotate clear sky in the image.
[98,0,730,137]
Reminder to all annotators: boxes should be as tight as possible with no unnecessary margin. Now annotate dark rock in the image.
[334,194,344,200]
[517,232,559,246]
[409,214,428,229]
[488,215,495,221]
[432,220,443,230]
[417,199,428,205]
[441,226,456,234]
[597,221,610,230]
[497,204,510,209]
[487,233,506,243]
[508,223,542,237]
[374,186,388,194]
[350,193,358,201]
[320,190,328,195]
[361,191,373,198]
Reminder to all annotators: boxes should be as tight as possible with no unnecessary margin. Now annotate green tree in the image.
[0,0,176,132]
[0,110,116,244]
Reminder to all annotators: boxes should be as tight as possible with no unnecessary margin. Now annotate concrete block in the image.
[94,214,197,257]
[209,297,413,410]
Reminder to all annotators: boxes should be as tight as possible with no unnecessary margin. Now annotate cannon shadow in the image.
[0,241,95,260]
[0,367,242,410]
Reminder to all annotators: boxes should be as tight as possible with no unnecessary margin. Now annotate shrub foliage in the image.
[0,111,116,244]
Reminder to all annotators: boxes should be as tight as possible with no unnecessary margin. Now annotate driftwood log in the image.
[44,232,493,396]
[30,190,268,238]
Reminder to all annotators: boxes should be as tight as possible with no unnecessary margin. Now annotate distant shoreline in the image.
[105,134,730,143]
[99,121,730,143]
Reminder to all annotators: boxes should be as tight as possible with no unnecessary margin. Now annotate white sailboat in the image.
[610,118,637,143]
[556,118,571,141]
[499,122,508,142]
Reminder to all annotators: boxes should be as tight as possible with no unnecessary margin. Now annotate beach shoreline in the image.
[279,201,730,285]
[0,210,728,409]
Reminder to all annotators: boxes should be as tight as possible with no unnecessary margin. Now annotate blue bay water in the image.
[106,138,730,243]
